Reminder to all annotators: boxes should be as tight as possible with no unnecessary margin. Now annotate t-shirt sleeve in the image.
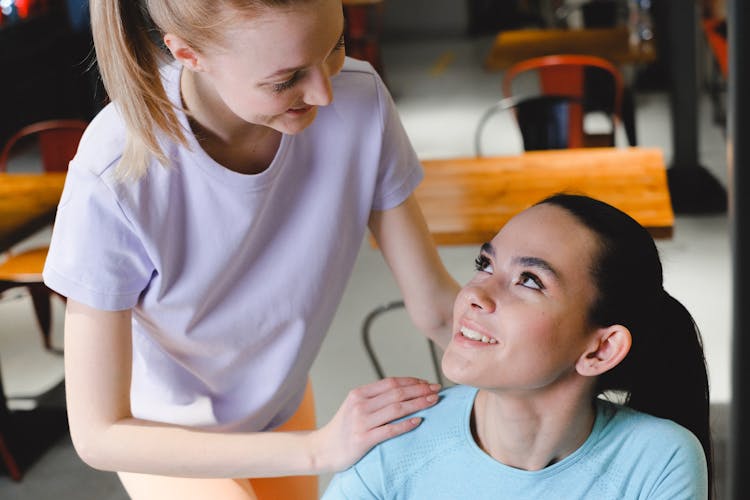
[645,426,709,499]
[369,73,423,212]
[322,466,381,500]
[42,162,154,311]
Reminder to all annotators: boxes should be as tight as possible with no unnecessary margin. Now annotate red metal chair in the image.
[0,119,88,173]
[0,119,85,480]
[343,0,385,77]
[0,119,87,352]
[502,54,624,149]
[474,94,582,156]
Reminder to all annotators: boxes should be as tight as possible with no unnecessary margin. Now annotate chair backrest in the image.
[0,119,88,172]
[502,54,624,148]
[362,300,445,385]
[474,94,579,156]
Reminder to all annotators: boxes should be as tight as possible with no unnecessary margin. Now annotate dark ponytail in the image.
[539,194,713,496]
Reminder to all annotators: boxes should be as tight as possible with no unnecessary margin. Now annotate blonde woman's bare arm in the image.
[369,195,461,350]
[64,299,440,478]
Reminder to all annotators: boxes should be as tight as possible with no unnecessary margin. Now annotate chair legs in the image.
[0,329,68,481]
[27,283,52,351]
[0,283,61,479]
[0,282,63,353]
[0,372,22,481]
[0,434,22,481]
[0,373,68,482]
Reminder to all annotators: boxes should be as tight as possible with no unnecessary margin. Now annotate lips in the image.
[287,105,312,114]
[459,325,498,345]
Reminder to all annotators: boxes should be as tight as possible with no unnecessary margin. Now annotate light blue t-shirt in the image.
[42,57,422,432]
[323,385,707,499]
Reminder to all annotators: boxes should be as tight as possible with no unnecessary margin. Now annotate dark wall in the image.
[381,0,468,39]
[0,6,100,145]
[380,1,546,40]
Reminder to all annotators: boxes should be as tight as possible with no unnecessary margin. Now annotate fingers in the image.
[364,391,439,430]
[353,377,436,398]
[360,381,440,414]
[343,377,440,433]
[347,378,440,419]
[362,417,424,449]
[313,378,442,472]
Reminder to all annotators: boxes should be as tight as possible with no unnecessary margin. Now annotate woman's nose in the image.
[462,285,496,313]
[303,65,333,106]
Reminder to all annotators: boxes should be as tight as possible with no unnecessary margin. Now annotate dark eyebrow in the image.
[480,242,494,256]
[513,256,560,280]
[264,28,346,79]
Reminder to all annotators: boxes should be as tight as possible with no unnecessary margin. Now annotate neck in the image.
[471,388,596,471]
[180,68,280,174]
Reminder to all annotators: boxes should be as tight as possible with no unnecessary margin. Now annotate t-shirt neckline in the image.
[163,61,291,191]
[459,386,605,477]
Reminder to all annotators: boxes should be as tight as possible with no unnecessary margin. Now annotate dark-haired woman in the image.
[323,194,711,500]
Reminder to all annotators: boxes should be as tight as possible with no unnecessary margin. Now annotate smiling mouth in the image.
[288,105,312,113]
[459,326,498,344]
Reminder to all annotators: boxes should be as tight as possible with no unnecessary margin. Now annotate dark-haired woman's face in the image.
[442,204,602,394]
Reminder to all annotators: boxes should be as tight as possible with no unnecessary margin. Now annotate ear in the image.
[575,325,632,377]
[163,33,204,71]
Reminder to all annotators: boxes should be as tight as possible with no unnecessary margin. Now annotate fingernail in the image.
[411,417,422,425]
[429,384,442,391]
[426,394,438,402]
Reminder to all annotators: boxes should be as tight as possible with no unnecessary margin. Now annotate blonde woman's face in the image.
[442,204,601,394]
[191,0,346,134]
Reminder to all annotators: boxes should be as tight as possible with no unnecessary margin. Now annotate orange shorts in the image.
[118,381,318,500]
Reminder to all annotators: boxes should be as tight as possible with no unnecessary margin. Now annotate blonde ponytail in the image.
[90,0,187,180]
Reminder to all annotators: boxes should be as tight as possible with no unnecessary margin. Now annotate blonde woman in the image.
[42,1,459,498]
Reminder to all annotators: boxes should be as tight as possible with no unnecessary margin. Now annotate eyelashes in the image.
[272,34,345,94]
[474,254,491,272]
[273,73,302,93]
[335,33,346,50]
[272,73,302,93]
[473,254,545,290]
[519,271,544,290]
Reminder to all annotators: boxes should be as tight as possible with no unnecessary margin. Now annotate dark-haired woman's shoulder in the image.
[322,385,476,499]
[593,398,708,499]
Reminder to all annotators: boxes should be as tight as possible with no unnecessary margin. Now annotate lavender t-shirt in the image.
[43,58,423,431]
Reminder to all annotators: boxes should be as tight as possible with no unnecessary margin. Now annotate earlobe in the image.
[576,325,632,377]
[163,34,203,71]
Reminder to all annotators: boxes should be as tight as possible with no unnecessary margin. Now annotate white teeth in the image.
[460,326,482,340]
[460,327,497,344]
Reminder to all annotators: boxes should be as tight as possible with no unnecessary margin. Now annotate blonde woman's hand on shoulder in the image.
[310,376,441,472]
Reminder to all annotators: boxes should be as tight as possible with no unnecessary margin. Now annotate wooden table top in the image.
[415,147,673,246]
[484,26,657,71]
[2,150,673,252]
[0,173,66,253]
